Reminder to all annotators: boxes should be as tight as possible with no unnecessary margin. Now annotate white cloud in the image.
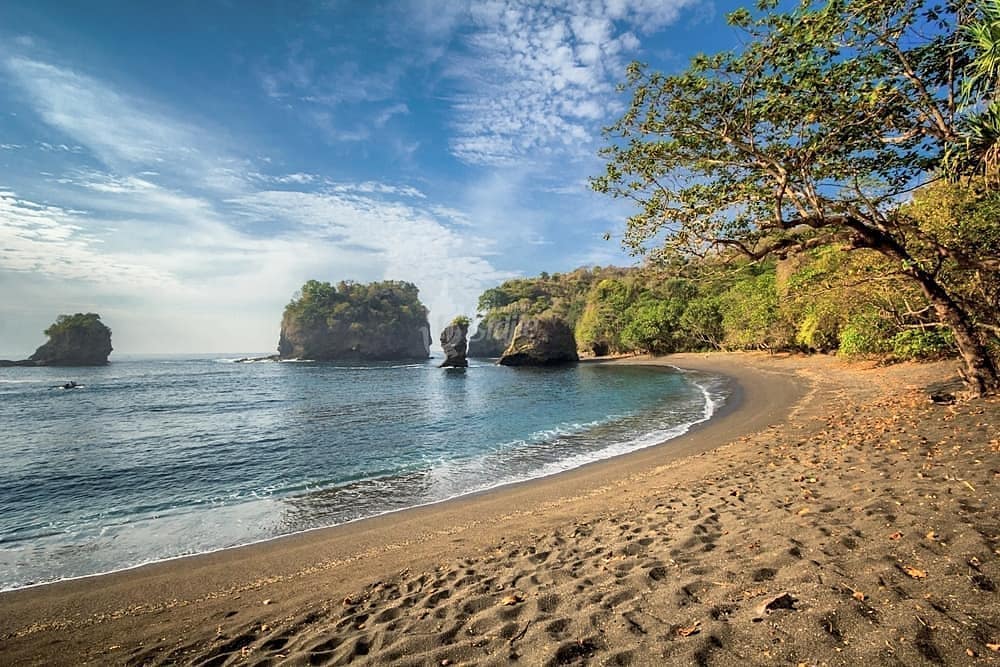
[375,102,410,127]
[446,0,701,165]
[274,172,316,185]
[0,188,177,288]
[325,181,426,199]
[4,57,196,169]
[227,187,514,330]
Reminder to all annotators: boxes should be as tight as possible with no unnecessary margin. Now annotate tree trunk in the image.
[909,265,1000,396]
[845,217,999,396]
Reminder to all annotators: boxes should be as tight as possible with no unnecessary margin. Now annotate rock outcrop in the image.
[468,314,520,358]
[497,316,579,366]
[439,318,470,368]
[278,279,431,361]
[0,313,113,366]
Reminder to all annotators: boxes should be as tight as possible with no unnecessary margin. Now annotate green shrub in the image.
[795,307,840,352]
[890,328,955,360]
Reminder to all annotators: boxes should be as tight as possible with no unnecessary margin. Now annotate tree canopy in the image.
[593,0,999,394]
[44,313,109,338]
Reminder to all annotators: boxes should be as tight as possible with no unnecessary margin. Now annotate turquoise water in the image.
[0,357,728,590]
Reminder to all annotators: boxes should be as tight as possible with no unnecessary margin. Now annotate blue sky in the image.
[1,0,745,354]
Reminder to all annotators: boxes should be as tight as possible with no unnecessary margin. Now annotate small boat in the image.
[52,381,84,390]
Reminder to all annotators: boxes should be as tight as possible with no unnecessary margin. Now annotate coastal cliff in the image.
[277,280,430,361]
[0,313,112,367]
[468,314,520,358]
[498,316,579,366]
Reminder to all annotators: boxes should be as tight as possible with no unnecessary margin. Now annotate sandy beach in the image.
[1,353,998,666]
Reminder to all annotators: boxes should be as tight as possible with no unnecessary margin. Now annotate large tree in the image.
[593,0,999,395]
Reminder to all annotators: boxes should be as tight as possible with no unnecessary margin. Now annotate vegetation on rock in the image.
[29,313,113,366]
[278,280,430,360]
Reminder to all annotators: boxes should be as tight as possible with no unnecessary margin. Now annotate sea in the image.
[0,355,729,591]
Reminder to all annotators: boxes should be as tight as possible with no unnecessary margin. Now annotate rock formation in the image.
[468,314,520,358]
[497,316,579,366]
[1,313,113,367]
[439,317,470,367]
[278,279,431,361]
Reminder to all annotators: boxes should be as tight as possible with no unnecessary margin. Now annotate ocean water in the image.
[0,356,728,591]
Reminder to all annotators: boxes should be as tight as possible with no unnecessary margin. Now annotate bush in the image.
[838,313,894,357]
[795,307,840,352]
[890,328,955,360]
[621,302,676,353]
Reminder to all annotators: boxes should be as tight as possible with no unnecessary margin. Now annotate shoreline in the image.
[0,356,744,596]
[0,355,799,650]
[4,352,994,665]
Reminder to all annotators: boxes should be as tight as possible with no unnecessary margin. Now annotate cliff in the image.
[278,280,431,361]
[2,313,113,366]
[470,266,633,358]
[497,316,579,366]
[468,314,520,358]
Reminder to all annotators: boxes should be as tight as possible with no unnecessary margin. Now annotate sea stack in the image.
[277,279,431,361]
[497,316,579,366]
[439,317,470,368]
[0,313,113,367]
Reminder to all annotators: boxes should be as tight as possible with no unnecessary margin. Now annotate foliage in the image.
[946,0,1000,182]
[283,279,429,343]
[592,0,999,393]
[44,313,109,338]
[620,301,677,354]
[891,328,956,360]
[450,315,472,328]
[839,313,894,357]
[718,269,781,351]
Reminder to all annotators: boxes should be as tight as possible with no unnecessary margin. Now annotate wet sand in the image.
[1,353,997,665]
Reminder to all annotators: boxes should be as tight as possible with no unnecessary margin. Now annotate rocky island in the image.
[0,313,113,367]
[439,316,470,367]
[277,279,431,361]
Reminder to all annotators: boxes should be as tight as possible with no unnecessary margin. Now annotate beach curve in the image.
[2,352,997,666]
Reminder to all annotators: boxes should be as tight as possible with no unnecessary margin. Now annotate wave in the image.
[0,364,729,592]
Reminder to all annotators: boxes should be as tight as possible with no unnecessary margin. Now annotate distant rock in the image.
[498,316,579,366]
[468,315,520,358]
[440,317,470,368]
[233,355,280,363]
[1,313,113,367]
[0,359,37,367]
[278,279,431,361]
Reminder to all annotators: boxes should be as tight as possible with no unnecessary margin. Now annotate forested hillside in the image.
[475,181,999,363]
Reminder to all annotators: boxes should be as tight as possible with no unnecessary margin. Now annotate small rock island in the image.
[278,279,431,361]
[439,316,470,367]
[498,316,579,366]
[0,313,113,367]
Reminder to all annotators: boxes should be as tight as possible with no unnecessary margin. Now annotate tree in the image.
[945,0,1000,181]
[593,0,999,395]
[621,301,676,353]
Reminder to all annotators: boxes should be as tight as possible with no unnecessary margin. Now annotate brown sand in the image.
[1,353,998,666]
